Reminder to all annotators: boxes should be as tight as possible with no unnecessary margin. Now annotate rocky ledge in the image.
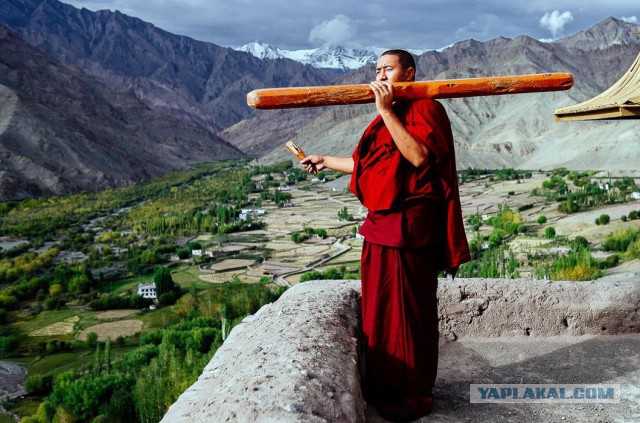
[161,278,640,422]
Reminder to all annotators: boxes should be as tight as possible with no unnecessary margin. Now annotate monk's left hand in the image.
[370,81,394,114]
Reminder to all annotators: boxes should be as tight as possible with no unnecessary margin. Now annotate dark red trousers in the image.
[360,240,439,398]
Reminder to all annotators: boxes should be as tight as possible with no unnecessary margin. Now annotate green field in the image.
[170,265,209,289]
[137,305,180,330]
[2,162,639,422]
[101,276,152,294]
[21,346,139,377]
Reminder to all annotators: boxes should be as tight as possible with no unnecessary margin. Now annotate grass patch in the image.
[102,275,152,294]
[25,350,94,376]
[11,309,82,336]
[322,258,360,268]
[138,306,180,330]
[15,309,105,338]
[18,335,71,356]
[21,346,138,377]
[4,356,33,365]
[29,316,79,337]
[0,413,16,423]
[14,398,41,420]
[13,309,111,354]
[170,265,212,289]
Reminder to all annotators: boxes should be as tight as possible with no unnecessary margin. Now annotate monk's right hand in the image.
[301,155,323,174]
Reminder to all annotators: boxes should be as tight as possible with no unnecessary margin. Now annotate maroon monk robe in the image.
[350,98,470,399]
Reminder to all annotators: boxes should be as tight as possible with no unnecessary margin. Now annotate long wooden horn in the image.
[247,73,573,110]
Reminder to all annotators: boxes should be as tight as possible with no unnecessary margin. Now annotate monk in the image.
[301,49,470,422]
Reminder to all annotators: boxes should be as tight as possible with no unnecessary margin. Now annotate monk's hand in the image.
[300,155,323,174]
[370,80,394,115]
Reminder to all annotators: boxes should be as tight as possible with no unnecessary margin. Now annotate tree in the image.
[24,374,54,395]
[558,198,579,214]
[537,215,547,224]
[140,248,159,266]
[86,332,98,348]
[337,206,353,221]
[69,274,90,293]
[47,371,135,422]
[177,248,190,259]
[93,342,102,375]
[0,335,19,358]
[133,339,205,423]
[104,338,112,373]
[44,296,66,310]
[154,267,175,297]
[21,402,55,423]
[187,241,202,251]
[49,283,63,296]
[571,236,589,250]
[36,288,47,303]
[544,227,556,239]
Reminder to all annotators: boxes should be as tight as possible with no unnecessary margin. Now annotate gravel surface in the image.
[0,360,27,399]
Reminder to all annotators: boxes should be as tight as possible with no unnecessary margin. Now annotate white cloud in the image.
[621,16,638,24]
[308,14,356,47]
[539,10,574,39]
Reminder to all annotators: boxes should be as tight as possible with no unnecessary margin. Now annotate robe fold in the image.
[350,98,470,397]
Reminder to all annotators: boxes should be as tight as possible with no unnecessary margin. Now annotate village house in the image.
[137,282,157,299]
[239,209,266,221]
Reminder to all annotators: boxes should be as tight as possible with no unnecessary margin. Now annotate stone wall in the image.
[161,278,639,422]
[438,278,639,339]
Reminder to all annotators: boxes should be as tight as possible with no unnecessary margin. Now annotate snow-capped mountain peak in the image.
[236,41,285,60]
[236,42,428,70]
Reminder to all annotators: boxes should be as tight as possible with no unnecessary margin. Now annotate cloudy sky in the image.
[60,0,638,50]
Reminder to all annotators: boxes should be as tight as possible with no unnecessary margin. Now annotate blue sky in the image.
[60,0,639,50]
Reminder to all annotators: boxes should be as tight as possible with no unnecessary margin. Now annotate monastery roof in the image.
[554,50,640,121]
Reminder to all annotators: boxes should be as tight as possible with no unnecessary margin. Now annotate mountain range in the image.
[0,0,336,132]
[236,42,429,71]
[229,18,640,172]
[1,0,640,200]
[0,24,244,199]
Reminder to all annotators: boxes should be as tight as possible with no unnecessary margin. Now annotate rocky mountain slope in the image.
[229,18,640,172]
[0,0,337,132]
[0,25,243,199]
[1,0,639,202]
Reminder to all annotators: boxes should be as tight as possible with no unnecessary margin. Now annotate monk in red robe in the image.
[301,49,470,422]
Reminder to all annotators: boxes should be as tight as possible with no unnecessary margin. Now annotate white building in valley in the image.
[137,282,157,299]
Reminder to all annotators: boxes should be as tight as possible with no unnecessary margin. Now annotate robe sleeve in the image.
[405,100,471,270]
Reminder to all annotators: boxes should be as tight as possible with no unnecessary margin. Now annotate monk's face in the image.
[375,54,415,83]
